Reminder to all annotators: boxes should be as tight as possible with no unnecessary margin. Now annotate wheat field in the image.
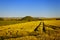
[0,20,60,40]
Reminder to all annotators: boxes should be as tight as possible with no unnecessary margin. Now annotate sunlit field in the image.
[0,20,60,40]
[44,20,60,26]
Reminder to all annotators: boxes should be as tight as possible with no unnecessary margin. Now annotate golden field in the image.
[0,20,60,40]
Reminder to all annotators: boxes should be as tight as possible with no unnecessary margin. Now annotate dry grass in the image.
[0,20,60,40]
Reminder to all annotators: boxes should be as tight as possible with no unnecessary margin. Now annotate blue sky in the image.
[0,0,60,17]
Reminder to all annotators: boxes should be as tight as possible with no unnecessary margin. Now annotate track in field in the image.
[0,21,60,40]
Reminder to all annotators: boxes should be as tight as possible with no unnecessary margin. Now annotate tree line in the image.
[0,16,40,21]
[0,16,58,21]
